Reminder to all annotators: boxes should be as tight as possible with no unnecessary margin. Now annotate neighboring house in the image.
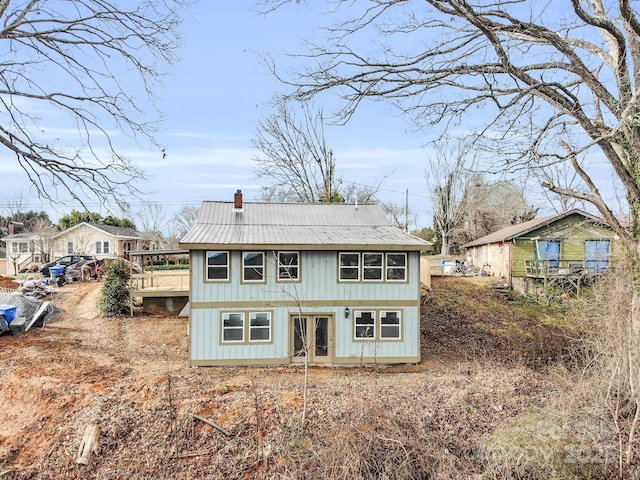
[461,209,620,294]
[137,231,169,251]
[50,222,142,260]
[0,247,6,275]
[2,222,48,275]
[180,190,433,367]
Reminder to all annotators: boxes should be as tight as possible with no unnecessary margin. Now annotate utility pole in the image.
[405,189,409,232]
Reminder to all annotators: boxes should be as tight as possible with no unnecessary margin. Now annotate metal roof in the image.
[180,202,432,250]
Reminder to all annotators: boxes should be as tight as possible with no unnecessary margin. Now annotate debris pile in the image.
[0,292,62,330]
[13,276,58,298]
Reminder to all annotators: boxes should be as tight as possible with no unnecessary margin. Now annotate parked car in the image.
[66,258,143,282]
[65,259,99,282]
[39,254,94,276]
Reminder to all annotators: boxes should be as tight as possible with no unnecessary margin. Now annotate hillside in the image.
[0,276,599,479]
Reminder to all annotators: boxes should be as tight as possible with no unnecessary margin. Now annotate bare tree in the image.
[426,140,471,256]
[0,1,187,209]
[135,202,167,234]
[464,175,538,238]
[539,163,585,213]
[259,0,640,465]
[30,216,55,264]
[171,205,199,239]
[253,103,345,203]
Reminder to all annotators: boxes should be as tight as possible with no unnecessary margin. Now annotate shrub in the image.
[99,259,131,316]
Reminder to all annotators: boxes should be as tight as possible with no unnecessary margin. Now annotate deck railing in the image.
[130,271,190,294]
[524,259,608,278]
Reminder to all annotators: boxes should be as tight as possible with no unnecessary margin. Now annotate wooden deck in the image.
[524,259,606,295]
[130,271,190,297]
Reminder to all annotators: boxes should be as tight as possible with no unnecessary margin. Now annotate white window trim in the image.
[242,251,266,283]
[385,253,407,282]
[222,312,245,343]
[354,310,376,340]
[96,241,110,255]
[206,250,230,281]
[380,310,402,340]
[12,242,31,254]
[339,252,361,281]
[277,251,300,281]
[362,252,384,281]
[353,309,403,341]
[249,312,272,342]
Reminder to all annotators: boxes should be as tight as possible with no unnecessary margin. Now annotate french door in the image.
[291,315,332,364]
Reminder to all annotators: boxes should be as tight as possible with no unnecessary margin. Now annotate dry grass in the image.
[0,276,630,479]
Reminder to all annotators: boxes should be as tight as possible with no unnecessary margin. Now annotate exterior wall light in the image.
[344,306,350,319]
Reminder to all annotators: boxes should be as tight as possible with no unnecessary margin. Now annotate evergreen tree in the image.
[99,260,131,316]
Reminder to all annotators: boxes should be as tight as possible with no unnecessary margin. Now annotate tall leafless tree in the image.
[0,1,187,209]
[426,139,471,256]
[259,0,640,465]
[135,201,167,234]
[253,103,344,203]
[464,175,538,238]
[171,205,199,239]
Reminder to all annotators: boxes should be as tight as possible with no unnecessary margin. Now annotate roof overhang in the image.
[179,243,428,251]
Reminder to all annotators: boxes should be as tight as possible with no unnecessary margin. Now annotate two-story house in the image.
[179,191,432,367]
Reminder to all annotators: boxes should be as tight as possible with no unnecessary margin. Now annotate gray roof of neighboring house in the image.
[1,232,38,241]
[138,231,164,240]
[180,202,432,250]
[53,222,141,239]
[462,209,606,248]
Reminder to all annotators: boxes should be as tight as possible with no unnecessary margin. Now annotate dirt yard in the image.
[0,277,574,479]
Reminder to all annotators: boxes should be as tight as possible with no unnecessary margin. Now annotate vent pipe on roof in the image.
[234,189,243,210]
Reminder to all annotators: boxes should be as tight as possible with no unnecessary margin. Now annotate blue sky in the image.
[2,1,626,232]
[0,1,435,230]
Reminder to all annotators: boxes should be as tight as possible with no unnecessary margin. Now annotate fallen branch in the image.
[76,424,100,465]
[193,414,233,438]
[177,449,211,459]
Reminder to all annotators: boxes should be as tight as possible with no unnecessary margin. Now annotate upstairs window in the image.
[278,251,300,281]
[206,251,229,281]
[363,253,384,281]
[67,241,74,254]
[339,252,360,281]
[386,253,407,281]
[243,252,265,282]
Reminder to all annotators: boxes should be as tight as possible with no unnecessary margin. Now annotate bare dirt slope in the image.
[0,277,565,479]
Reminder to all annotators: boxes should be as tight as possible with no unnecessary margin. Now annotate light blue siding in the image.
[189,250,422,365]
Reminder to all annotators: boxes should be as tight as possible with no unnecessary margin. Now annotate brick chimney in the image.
[233,189,243,210]
[8,221,23,235]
